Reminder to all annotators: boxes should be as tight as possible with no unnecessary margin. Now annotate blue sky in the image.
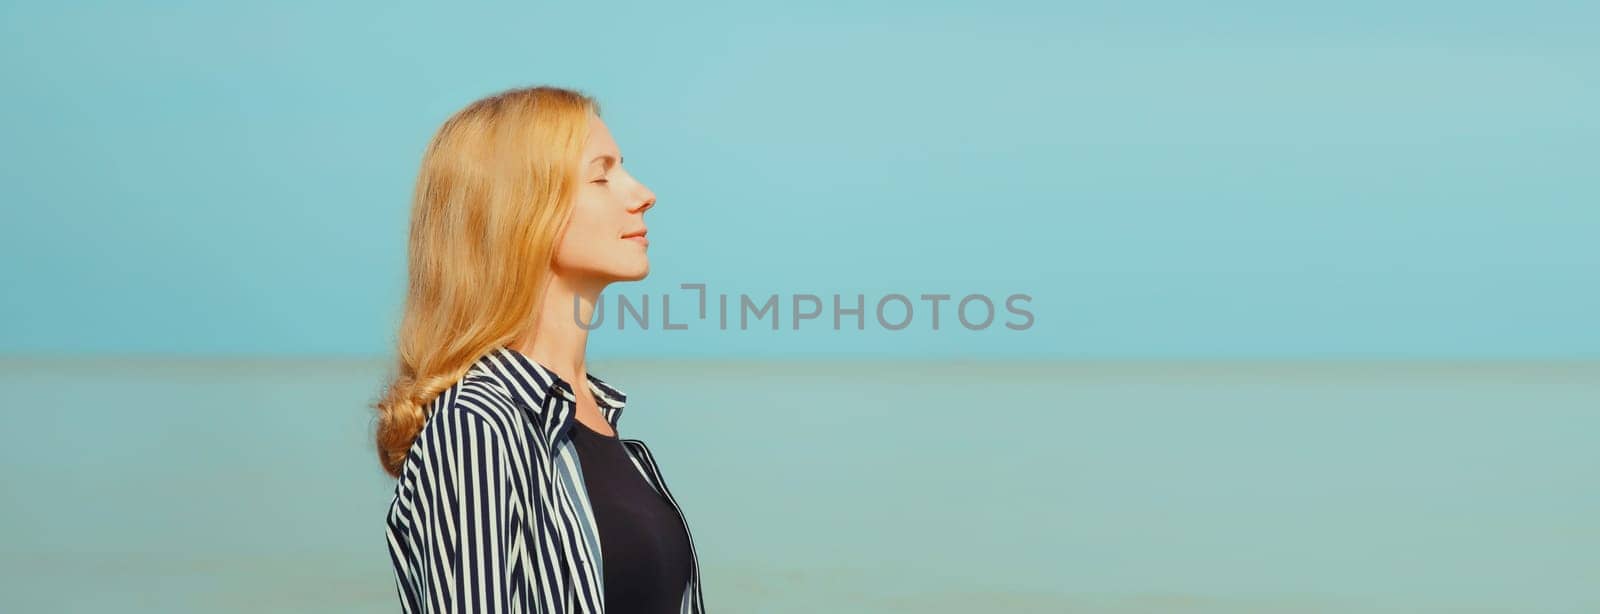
[1,1,1595,358]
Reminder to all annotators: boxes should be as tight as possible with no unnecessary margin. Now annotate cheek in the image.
[568,195,613,239]
[556,195,617,260]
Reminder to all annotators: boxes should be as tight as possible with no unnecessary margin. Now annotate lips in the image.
[621,229,648,239]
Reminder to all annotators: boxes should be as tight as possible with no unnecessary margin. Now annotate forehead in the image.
[583,115,618,156]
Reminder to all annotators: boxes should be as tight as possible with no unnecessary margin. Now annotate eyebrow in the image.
[588,154,622,169]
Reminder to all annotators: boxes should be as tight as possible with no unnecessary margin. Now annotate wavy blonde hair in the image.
[373,85,600,478]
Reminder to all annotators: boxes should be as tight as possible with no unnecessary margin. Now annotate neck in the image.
[510,272,605,390]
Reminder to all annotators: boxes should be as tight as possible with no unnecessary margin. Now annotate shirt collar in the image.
[468,344,629,450]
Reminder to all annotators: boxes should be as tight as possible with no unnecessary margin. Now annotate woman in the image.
[372,85,705,614]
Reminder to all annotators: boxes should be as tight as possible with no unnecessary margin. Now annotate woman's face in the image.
[552,114,656,288]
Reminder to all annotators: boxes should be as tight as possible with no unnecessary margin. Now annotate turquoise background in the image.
[2,2,1597,613]
[2,1,1596,359]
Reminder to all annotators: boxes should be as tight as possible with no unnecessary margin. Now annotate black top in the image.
[569,418,692,613]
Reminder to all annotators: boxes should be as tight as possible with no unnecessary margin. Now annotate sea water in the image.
[1,358,1595,613]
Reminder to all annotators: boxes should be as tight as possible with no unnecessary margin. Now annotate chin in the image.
[617,263,650,281]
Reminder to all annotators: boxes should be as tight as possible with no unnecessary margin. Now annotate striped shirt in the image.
[384,346,707,613]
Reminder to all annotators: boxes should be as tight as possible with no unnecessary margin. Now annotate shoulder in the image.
[450,373,528,430]
[397,374,529,480]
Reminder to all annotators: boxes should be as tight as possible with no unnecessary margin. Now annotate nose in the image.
[633,185,656,213]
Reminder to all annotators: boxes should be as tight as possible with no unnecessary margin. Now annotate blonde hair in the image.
[373,85,600,478]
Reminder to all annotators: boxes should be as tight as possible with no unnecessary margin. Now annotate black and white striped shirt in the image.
[384,346,707,613]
